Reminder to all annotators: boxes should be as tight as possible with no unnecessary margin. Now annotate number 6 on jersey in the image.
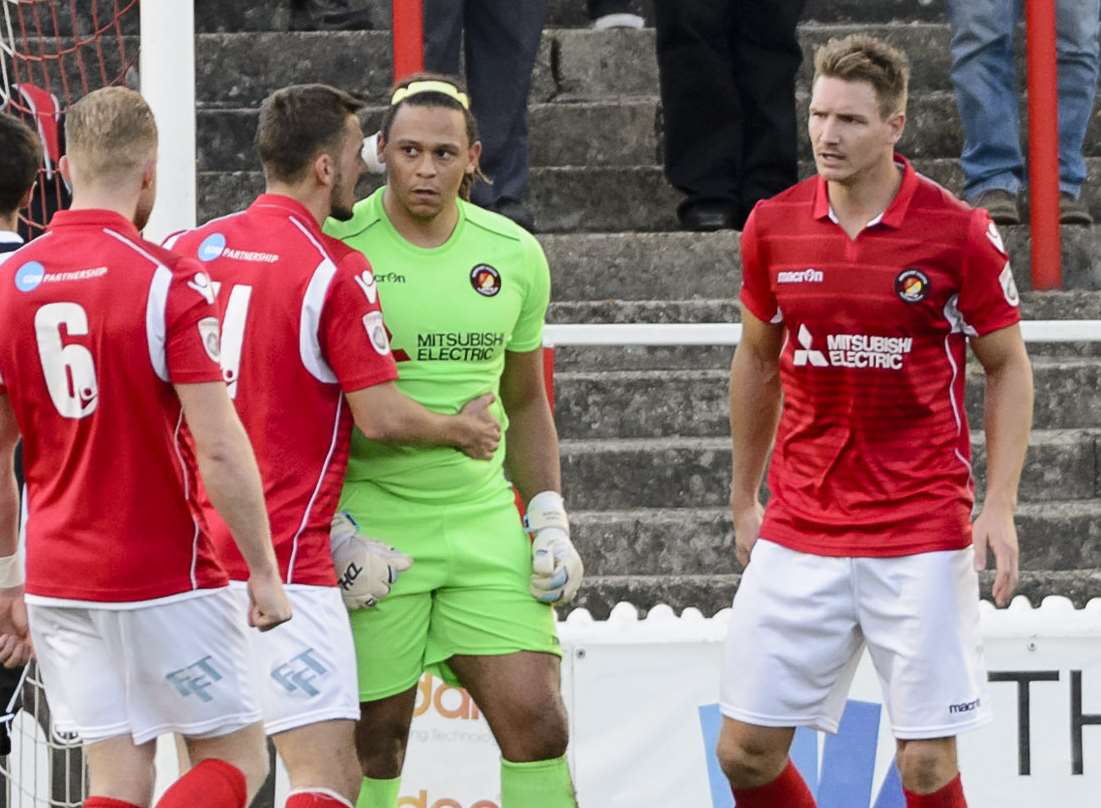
[220,284,253,399]
[35,302,98,419]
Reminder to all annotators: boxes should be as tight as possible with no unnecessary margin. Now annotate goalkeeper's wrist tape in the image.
[525,490,569,534]
[0,554,21,589]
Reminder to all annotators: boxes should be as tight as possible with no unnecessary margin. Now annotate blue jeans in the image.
[948,0,1100,199]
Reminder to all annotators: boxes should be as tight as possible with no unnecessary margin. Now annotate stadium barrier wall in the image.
[133,599,1101,807]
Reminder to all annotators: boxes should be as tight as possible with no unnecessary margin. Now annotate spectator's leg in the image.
[654,0,739,225]
[947,0,1024,200]
[423,0,466,75]
[461,0,548,225]
[1055,0,1100,198]
[730,0,806,226]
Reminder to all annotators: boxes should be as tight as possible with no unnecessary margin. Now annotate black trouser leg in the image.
[422,0,466,74]
[731,0,806,221]
[654,0,739,212]
[462,0,548,208]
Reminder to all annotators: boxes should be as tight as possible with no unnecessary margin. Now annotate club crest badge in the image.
[470,264,501,297]
[895,268,930,303]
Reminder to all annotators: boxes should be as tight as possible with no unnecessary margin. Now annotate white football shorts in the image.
[27,588,260,745]
[720,539,992,739]
[230,582,359,735]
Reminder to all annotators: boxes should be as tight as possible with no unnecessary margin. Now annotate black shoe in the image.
[1060,192,1093,225]
[678,201,738,232]
[970,189,1021,226]
[492,199,536,232]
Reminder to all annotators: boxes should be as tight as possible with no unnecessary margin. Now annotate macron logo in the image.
[792,324,828,367]
[777,268,824,284]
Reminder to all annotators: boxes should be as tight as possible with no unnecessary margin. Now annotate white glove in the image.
[525,491,583,605]
[330,512,412,609]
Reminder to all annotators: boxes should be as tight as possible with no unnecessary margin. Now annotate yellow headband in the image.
[390,80,470,110]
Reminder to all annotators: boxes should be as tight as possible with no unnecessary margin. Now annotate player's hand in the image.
[526,491,584,604]
[0,586,32,669]
[732,498,764,568]
[972,505,1020,607]
[330,512,413,609]
[455,393,501,460]
[246,572,293,632]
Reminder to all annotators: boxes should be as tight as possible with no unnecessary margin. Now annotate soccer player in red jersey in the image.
[718,35,1034,808]
[165,83,502,808]
[0,87,293,808]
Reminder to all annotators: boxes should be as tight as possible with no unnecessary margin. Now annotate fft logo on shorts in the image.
[272,647,329,697]
[165,656,224,703]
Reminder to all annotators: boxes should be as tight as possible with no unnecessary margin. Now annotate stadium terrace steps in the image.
[189,91,993,167]
[537,232,1101,301]
[553,359,1101,438]
[178,8,1101,610]
[191,26,1019,109]
[559,431,1099,509]
[189,0,951,34]
[196,161,1101,236]
[571,502,1101,578]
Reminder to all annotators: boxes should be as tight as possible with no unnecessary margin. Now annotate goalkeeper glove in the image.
[330,512,413,609]
[525,491,583,605]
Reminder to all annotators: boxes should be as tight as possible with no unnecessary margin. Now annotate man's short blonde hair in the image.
[813,34,910,119]
[65,86,157,184]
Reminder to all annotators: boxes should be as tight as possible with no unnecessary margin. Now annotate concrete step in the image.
[197,100,662,172]
[552,358,1101,439]
[537,231,1100,303]
[197,159,1101,239]
[193,25,1011,111]
[192,0,951,33]
[571,501,1101,577]
[197,91,1101,176]
[571,569,1101,618]
[559,430,1099,509]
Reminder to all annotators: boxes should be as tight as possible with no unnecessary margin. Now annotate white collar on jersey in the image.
[826,207,885,229]
[0,231,23,245]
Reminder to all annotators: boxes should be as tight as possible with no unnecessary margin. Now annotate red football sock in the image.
[731,760,816,807]
[904,774,967,808]
[155,758,248,808]
[84,799,142,808]
[286,789,355,808]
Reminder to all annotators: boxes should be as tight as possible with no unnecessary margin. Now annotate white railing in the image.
[543,320,1101,347]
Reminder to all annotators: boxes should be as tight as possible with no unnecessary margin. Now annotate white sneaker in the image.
[593,13,645,30]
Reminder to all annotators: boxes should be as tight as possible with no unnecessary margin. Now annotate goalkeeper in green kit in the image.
[324,74,582,808]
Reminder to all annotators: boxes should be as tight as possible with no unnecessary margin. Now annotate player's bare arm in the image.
[500,348,583,604]
[346,382,500,460]
[175,381,292,631]
[0,395,29,668]
[729,305,785,567]
[501,347,559,501]
[970,323,1033,607]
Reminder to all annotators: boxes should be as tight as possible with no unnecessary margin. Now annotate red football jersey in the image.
[740,157,1021,557]
[167,195,398,585]
[0,210,228,603]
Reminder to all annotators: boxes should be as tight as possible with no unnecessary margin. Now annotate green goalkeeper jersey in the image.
[324,187,550,503]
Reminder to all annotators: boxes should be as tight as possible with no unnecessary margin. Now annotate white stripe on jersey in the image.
[289,217,340,384]
[285,394,344,584]
[172,409,201,590]
[104,228,174,381]
[942,334,976,496]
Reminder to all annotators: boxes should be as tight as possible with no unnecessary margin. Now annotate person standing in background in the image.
[947,0,1100,225]
[654,0,807,231]
[423,0,547,231]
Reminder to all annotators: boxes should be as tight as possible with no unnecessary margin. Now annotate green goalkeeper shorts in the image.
[340,480,561,702]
